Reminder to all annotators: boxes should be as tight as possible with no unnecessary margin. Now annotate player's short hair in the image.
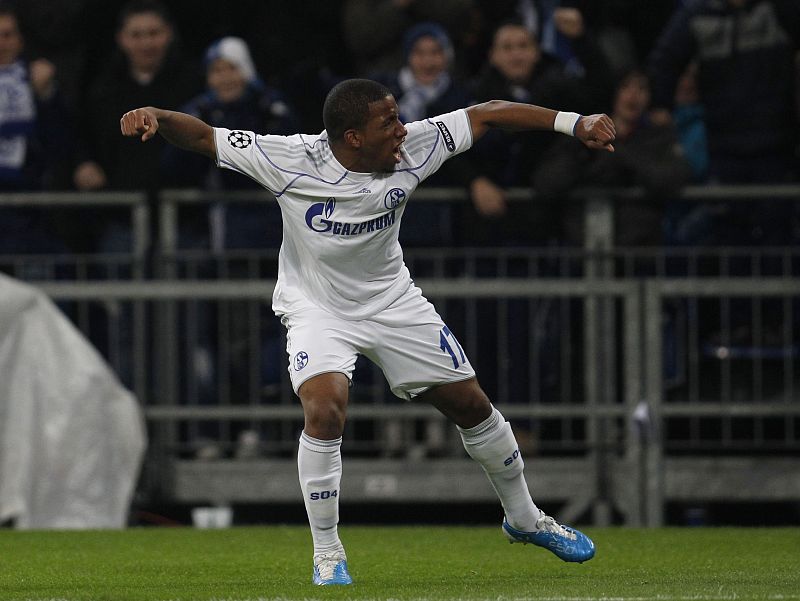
[323,79,392,142]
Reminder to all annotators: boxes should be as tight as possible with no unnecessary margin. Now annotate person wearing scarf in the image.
[0,6,66,191]
[378,22,472,124]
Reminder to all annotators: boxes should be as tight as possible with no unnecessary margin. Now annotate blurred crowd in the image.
[2,0,800,249]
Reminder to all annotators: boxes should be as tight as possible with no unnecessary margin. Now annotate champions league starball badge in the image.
[228,130,252,149]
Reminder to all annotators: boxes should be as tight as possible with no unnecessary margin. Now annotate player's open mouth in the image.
[393,142,404,162]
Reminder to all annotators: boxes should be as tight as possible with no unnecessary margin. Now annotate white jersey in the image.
[214,108,473,320]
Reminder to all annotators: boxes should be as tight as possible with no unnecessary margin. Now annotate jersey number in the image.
[439,325,466,369]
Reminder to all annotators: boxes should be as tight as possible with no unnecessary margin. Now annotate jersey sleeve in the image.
[214,127,282,193]
[401,108,473,183]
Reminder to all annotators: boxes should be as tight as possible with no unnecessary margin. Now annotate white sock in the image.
[458,406,541,531]
[298,431,343,555]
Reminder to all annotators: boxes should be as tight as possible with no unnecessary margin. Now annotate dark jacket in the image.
[0,60,71,191]
[79,46,202,191]
[532,118,692,245]
[469,55,588,187]
[534,120,691,197]
[648,0,800,159]
[163,81,299,189]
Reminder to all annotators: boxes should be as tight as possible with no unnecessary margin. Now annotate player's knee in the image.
[305,407,346,439]
[422,378,492,428]
[302,396,347,439]
[299,374,349,438]
[458,386,493,427]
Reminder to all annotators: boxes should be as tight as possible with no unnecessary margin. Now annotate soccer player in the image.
[120,79,615,585]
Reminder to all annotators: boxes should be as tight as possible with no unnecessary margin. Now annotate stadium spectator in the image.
[342,0,475,77]
[461,20,613,245]
[163,37,296,432]
[120,79,614,583]
[0,4,70,191]
[465,1,657,85]
[671,62,708,186]
[649,0,800,246]
[561,1,678,78]
[62,0,204,400]
[648,0,799,186]
[370,22,475,248]
[73,0,201,195]
[212,1,350,134]
[532,68,691,246]
[535,2,599,77]
[371,23,472,128]
[460,0,538,77]
[9,0,94,113]
[665,62,714,246]
[0,4,71,255]
[164,36,298,250]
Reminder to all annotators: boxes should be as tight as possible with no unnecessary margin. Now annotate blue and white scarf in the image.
[397,67,451,123]
[0,60,36,179]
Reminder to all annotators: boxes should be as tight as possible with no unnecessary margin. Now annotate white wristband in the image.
[554,111,582,136]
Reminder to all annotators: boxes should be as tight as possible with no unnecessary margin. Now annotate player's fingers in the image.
[120,111,136,136]
[579,114,615,145]
[135,112,150,132]
[120,110,142,135]
[120,110,156,142]
[591,123,615,146]
[598,130,616,145]
[141,125,155,142]
[593,115,615,134]
[586,139,614,152]
[591,114,615,137]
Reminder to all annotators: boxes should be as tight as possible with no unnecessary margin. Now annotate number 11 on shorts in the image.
[439,325,466,368]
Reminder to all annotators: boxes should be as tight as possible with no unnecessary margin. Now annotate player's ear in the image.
[343,128,362,149]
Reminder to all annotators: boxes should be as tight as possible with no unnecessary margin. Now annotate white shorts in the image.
[280,286,475,400]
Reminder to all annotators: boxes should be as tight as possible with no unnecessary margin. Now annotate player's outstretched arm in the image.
[120,107,216,159]
[466,100,615,152]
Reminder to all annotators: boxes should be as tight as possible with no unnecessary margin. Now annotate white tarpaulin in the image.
[0,273,146,528]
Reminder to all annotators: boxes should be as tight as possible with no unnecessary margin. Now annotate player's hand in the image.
[575,113,616,152]
[120,108,159,142]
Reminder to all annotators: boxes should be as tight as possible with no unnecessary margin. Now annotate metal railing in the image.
[3,186,799,525]
[0,191,150,279]
[641,277,800,525]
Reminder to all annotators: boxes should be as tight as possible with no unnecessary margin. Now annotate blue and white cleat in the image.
[503,514,595,563]
[312,550,353,585]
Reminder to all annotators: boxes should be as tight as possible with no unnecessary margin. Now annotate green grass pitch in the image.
[1,526,798,601]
